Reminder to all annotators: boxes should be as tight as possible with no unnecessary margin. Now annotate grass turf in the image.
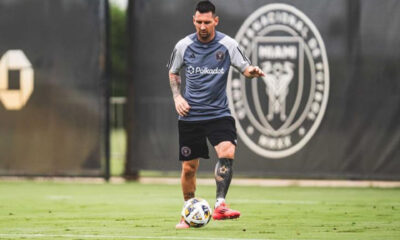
[0,181,399,240]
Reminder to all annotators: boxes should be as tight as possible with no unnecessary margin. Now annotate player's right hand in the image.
[174,95,191,117]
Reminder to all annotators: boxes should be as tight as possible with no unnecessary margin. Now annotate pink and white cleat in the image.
[175,217,190,229]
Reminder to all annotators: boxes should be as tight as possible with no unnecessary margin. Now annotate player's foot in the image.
[212,202,240,220]
[175,217,190,229]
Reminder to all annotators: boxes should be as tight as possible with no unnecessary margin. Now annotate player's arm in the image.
[169,72,191,117]
[227,39,265,78]
[242,65,265,78]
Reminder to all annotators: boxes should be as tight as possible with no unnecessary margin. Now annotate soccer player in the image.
[167,1,264,229]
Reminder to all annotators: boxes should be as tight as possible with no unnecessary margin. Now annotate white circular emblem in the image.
[181,146,192,157]
[227,4,329,158]
[187,66,195,75]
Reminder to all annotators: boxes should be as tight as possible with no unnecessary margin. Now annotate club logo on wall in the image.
[0,50,34,110]
[227,4,329,158]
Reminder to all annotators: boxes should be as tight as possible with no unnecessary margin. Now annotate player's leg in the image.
[181,159,199,201]
[206,117,240,220]
[214,141,235,202]
[212,141,240,220]
[176,120,209,229]
[176,158,199,229]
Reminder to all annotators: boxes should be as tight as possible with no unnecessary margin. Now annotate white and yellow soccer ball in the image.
[181,198,212,228]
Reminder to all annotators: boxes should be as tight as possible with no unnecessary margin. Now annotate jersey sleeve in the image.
[220,36,251,73]
[167,37,192,74]
[231,44,251,72]
[167,47,183,74]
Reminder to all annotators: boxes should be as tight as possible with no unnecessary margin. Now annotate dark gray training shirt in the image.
[168,31,250,121]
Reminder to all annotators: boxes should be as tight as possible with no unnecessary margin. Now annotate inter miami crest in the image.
[227,4,329,158]
[216,51,225,61]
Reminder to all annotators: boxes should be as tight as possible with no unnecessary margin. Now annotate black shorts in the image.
[178,116,237,161]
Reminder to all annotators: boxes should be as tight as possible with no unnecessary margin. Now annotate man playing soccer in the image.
[167,1,264,229]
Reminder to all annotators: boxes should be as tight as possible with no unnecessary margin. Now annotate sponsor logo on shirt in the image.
[187,65,225,75]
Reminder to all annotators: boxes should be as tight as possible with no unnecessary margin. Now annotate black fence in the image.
[126,0,400,180]
[0,0,109,177]
[0,0,398,180]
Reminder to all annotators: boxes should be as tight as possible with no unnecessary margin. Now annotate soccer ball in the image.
[181,198,212,228]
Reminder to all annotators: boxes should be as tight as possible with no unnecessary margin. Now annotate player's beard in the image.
[199,30,210,41]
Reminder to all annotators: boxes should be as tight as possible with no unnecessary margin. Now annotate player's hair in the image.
[195,1,216,15]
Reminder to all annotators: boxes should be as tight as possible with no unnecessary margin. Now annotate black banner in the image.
[0,0,108,176]
[127,0,400,180]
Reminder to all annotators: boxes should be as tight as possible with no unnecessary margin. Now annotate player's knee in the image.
[220,149,235,159]
[216,141,235,159]
[182,161,197,178]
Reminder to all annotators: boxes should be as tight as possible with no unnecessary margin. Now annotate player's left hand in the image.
[243,65,265,78]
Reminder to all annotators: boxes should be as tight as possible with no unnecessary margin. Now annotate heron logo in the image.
[0,50,34,110]
[227,4,329,158]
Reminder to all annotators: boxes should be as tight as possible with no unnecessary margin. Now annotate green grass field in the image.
[0,181,399,240]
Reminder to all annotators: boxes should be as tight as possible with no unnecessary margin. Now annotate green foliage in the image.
[0,181,399,239]
[110,4,127,96]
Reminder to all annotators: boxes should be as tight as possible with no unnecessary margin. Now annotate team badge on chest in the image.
[216,51,225,61]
